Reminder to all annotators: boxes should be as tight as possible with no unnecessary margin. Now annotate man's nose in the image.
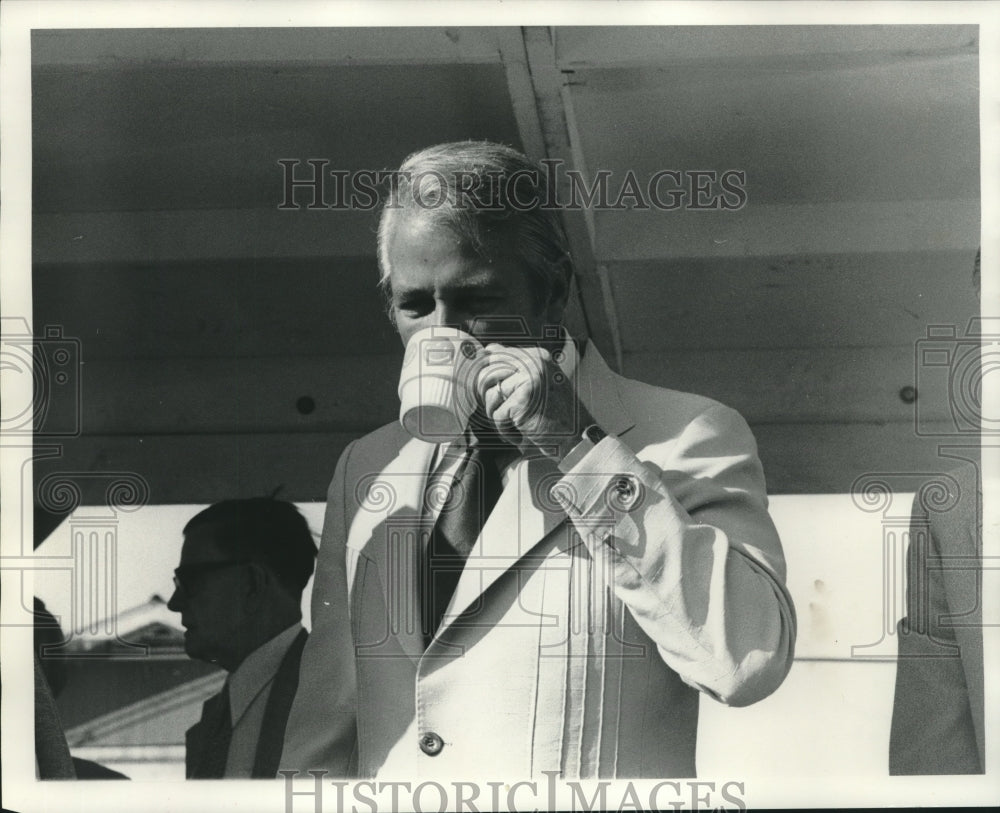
[432,303,472,334]
[166,587,183,613]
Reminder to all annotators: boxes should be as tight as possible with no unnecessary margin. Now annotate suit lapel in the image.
[435,341,636,639]
[348,436,436,664]
[252,629,308,778]
[438,454,567,634]
[574,341,636,439]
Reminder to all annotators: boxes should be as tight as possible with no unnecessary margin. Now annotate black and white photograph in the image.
[1,1,997,810]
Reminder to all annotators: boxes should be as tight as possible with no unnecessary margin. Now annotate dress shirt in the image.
[224,622,303,778]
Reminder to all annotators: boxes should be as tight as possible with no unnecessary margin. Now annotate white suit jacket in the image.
[281,342,796,779]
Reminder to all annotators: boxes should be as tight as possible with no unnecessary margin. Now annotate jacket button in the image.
[419,731,444,756]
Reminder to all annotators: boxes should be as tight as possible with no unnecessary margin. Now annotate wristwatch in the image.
[581,424,607,445]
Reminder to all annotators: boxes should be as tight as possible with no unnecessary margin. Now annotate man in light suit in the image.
[890,462,984,773]
[282,142,796,778]
[168,498,315,778]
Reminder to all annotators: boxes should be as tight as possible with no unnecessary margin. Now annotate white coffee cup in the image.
[398,326,484,442]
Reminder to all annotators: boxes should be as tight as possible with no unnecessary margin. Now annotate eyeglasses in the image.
[172,561,249,596]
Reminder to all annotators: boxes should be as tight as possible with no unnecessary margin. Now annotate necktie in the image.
[423,443,508,647]
[190,681,232,779]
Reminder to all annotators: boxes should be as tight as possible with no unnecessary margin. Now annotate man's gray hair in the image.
[376,141,571,310]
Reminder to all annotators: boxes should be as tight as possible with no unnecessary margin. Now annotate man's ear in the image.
[243,563,270,611]
[380,275,398,328]
[544,258,574,324]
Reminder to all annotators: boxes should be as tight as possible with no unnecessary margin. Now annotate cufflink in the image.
[419,731,445,756]
[608,473,642,511]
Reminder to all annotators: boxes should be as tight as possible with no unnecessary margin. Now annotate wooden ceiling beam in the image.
[517,26,623,371]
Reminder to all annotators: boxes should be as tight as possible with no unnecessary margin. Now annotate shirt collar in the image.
[227,622,302,724]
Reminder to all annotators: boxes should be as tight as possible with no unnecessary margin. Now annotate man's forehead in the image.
[390,265,508,294]
[389,210,517,263]
[389,224,523,285]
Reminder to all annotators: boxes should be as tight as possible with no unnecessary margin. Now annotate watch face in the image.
[584,425,607,444]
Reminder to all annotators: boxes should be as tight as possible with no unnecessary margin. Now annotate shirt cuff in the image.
[553,434,652,518]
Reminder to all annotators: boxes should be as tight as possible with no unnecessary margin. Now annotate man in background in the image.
[167,498,315,778]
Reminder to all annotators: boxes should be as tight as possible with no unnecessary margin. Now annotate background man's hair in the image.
[183,498,317,596]
[376,141,571,315]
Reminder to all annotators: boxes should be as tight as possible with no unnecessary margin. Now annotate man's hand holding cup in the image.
[474,343,593,460]
[398,325,593,461]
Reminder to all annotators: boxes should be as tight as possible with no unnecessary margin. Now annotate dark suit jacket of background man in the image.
[890,463,984,774]
[187,628,308,778]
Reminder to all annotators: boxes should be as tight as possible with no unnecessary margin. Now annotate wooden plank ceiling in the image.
[30,26,980,504]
